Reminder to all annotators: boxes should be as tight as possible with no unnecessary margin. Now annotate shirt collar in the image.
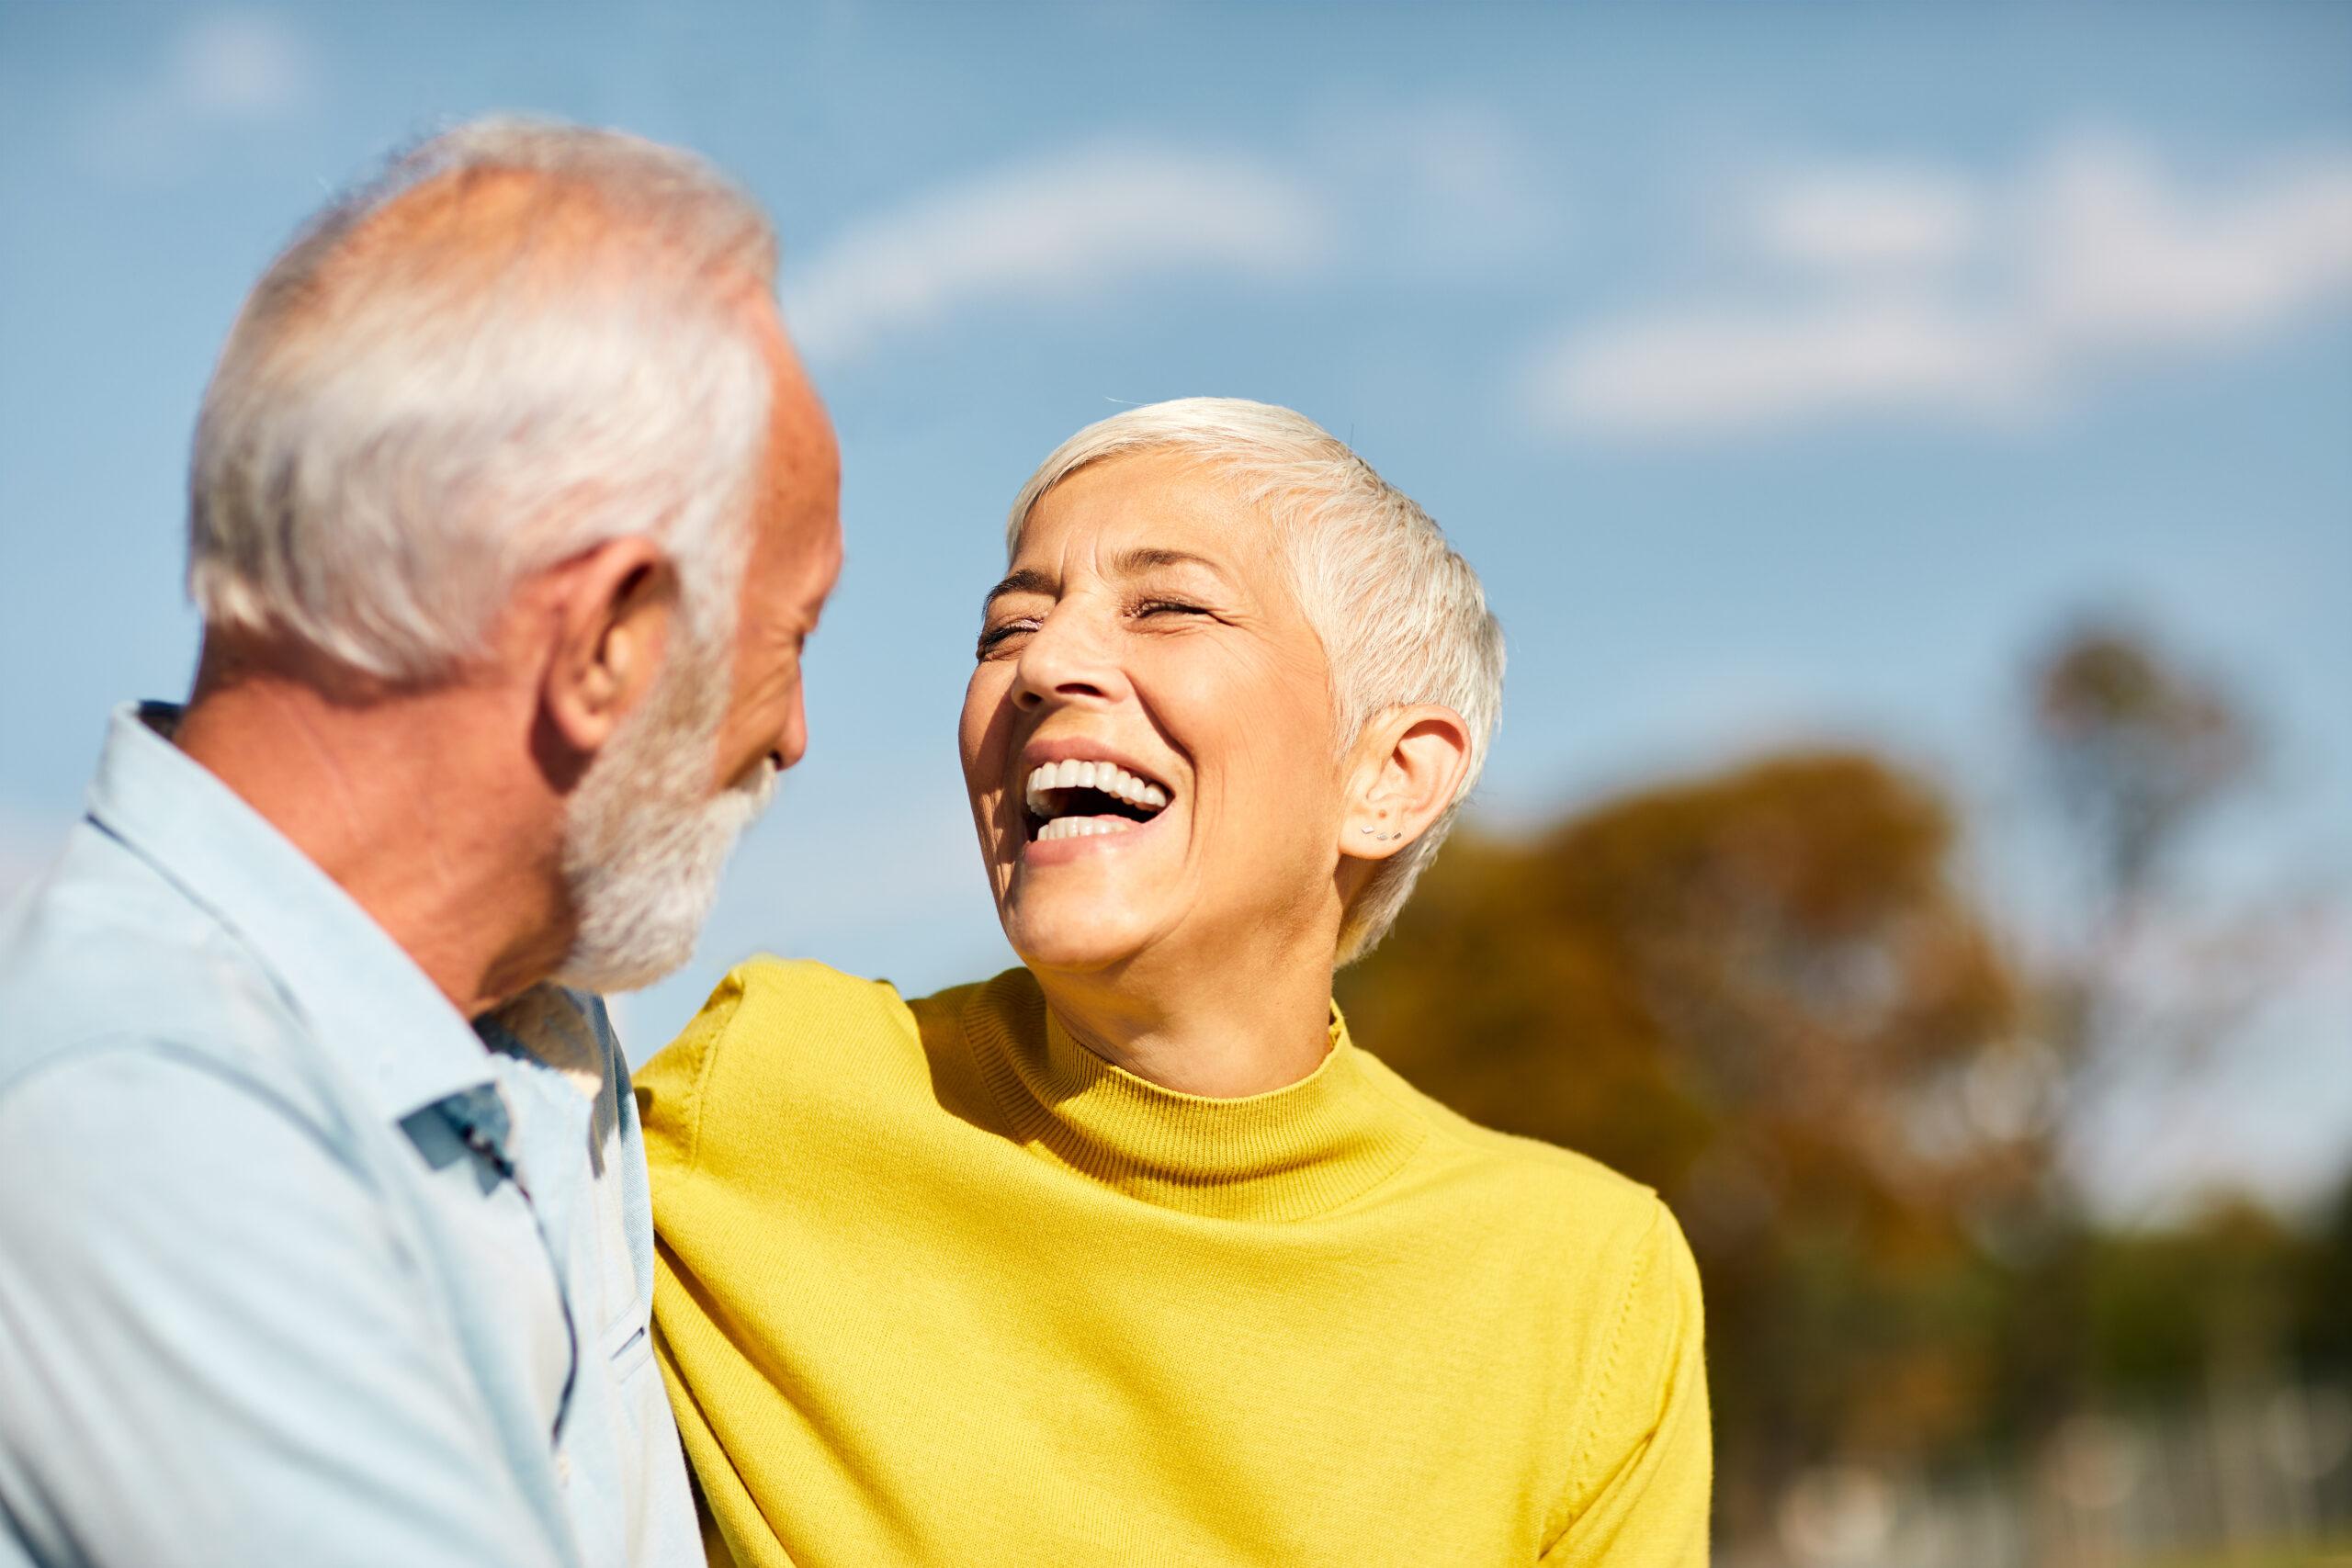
[85,701,500,1125]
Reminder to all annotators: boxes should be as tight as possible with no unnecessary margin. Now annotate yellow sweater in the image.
[639,961,1710,1567]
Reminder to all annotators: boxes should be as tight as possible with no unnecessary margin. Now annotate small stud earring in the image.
[1358,825,1401,842]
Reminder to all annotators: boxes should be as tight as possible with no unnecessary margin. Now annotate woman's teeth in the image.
[1021,758,1171,847]
[1023,760,1169,816]
[1035,816,1140,841]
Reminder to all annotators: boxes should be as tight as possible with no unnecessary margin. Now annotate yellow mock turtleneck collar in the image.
[957,969,1428,1224]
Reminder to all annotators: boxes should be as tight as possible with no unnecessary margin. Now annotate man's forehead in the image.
[748,337,841,610]
[755,310,836,495]
[775,422,839,521]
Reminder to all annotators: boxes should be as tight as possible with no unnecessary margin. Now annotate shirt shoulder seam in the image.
[673,956,899,1175]
[0,1032,349,1160]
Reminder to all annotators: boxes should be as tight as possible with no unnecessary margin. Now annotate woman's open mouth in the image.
[1023,759,1170,843]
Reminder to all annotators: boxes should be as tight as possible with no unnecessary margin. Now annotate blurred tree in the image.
[2084,1198,2305,1399]
[1336,625,2320,1548]
[2025,620,2285,1156]
[2292,1170,2352,1377]
[2007,624,2314,1439]
[2034,624,2256,912]
[1339,752,2030,1534]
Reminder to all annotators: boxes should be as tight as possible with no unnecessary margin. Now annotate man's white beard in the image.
[553,637,775,994]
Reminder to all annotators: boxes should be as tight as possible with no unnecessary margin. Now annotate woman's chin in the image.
[1001,904,1154,974]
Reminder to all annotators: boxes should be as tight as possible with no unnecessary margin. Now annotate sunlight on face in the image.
[710,310,842,794]
[554,631,766,995]
[560,323,839,994]
[958,450,1347,978]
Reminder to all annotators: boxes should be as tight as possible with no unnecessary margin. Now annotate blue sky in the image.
[3,2,2346,1216]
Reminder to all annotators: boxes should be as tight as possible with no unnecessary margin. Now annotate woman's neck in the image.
[1032,952,1339,1099]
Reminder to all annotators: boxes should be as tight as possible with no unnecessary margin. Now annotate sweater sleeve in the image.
[1542,1200,1712,1567]
[633,965,755,1181]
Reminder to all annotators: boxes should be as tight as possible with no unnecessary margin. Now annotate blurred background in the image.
[2,4,2346,1563]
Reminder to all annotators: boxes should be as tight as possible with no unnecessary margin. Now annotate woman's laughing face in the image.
[959,450,1348,980]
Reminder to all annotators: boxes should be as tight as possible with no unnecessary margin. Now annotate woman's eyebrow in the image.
[985,549,1229,608]
[1114,547,1227,580]
[983,568,1055,606]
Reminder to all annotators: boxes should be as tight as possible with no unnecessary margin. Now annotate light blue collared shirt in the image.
[0,705,699,1568]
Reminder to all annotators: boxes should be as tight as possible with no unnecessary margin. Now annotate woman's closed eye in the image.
[977,618,1039,658]
[978,597,1213,659]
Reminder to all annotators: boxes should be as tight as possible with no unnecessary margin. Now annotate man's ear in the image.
[537,535,676,758]
[1339,705,1474,864]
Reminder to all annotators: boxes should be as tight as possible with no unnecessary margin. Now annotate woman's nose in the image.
[1012,606,1124,711]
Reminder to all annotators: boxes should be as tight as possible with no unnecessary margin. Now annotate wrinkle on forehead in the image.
[1012,446,1310,558]
[1022,449,1353,744]
[1012,454,1334,705]
[1016,457,1287,588]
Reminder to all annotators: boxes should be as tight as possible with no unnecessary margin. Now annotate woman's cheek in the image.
[956,668,1013,793]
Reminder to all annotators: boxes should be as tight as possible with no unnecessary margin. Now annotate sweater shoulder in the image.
[634,958,1015,1178]
[1347,1050,1708,1540]
[635,957,908,1174]
[1351,1047,1668,1236]
[706,955,1013,1029]
[655,953,919,1071]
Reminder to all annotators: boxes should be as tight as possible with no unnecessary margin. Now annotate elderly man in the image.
[0,120,839,1568]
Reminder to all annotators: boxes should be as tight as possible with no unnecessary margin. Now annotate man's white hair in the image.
[187,117,779,681]
[1007,397,1505,964]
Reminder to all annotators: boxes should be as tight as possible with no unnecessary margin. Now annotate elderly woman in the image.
[638,400,1709,1567]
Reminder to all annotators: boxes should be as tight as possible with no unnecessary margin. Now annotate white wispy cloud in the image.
[1304,99,1563,278]
[1533,294,2040,436]
[72,10,318,181]
[174,12,313,121]
[1527,131,2352,441]
[2031,136,2352,351]
[1750,164,1984,275]
[785,143,1333,366]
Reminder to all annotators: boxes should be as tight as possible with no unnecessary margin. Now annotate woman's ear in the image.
[537,535,677,759]
[1339,705,1473,863]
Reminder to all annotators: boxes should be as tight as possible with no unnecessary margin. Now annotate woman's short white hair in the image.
[1007,398,1505,964]
[187,117,779,681]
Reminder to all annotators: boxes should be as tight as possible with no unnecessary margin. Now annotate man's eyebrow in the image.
[983,568,1055,605]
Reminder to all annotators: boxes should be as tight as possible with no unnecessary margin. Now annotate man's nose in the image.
[774,689,808,773]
